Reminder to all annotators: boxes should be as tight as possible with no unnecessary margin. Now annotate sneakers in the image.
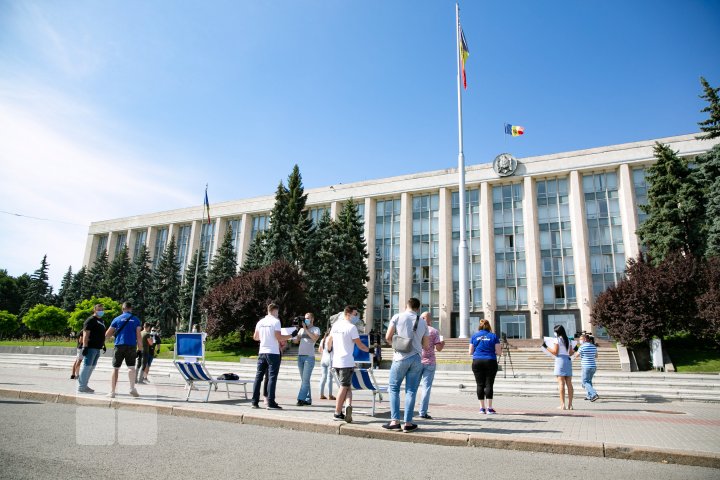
[333,413,345,421]
[486,408,496,415]
[319,395,328,400]
[402,423,418,433]
[590,395,600,402]
[381,422,401,430]
[129,388,139,398]
[77,387,94,394]
[70,375,76,380]
[296,400,306,406]
[107,392,116,399]
[251,403,260,409]
[328,395,336,400]
[419,414,432,419]
[479,408,486,414]
[267,403,282,410]
[344,406,353,423]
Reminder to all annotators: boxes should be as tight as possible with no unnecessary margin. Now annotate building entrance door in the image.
[548,313,577,338]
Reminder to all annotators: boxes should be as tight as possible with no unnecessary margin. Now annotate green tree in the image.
[57,267,75,311]
[179,248,207,329]
[147,237,181,332]
[694,144,720,257]
[83,251,110,298]
[68,297,121,332]
[207,227,237,288]
[636,143,706,263]
[0,270,24,315]
[336,200,370,313]
[125,245,152,320]
[68,267,87,308]
[242,232,269,272]
[303,212,344,325]
[104,246,131,301]
[263,181,292,264]
[20,255,52,319]
[285,165,313,266]
[697,76,720,140]
[22,304,69,337]
[0,310,20,339]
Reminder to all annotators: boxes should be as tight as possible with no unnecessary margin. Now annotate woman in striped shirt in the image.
[576,333,599,402]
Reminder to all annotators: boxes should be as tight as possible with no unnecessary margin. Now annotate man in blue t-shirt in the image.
[105,301,142,398]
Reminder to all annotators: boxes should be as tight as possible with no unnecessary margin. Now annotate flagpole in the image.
[456,3,469,339]
[188,184,207,333]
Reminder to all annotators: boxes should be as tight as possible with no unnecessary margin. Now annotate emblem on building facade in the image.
[492,153,518,177]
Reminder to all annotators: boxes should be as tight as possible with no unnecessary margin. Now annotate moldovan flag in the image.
[459,23,469,89]
[505,124,525,136]
[204,185,211,225]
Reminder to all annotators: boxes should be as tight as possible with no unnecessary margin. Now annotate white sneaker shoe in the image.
[107,392,116,399]
[129,388,139,398]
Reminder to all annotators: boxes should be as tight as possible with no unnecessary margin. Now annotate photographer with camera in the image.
[293,313,320,406]
[575,332,599,402]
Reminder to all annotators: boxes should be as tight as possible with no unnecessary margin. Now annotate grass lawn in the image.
[1,340,79,347]
[153,345,257,362]
[668,349,720,373]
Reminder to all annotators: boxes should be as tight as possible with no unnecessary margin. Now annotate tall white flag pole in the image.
[456,3,470,338]
[188,184,207,333]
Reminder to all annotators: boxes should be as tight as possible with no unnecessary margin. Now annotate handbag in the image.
[392,314,420,353]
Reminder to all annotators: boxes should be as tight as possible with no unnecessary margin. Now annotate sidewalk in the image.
[0,360,718,468]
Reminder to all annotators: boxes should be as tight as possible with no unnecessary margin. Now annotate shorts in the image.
[334,367,354,387]
[112,345,138,368]
[75,348,84,360]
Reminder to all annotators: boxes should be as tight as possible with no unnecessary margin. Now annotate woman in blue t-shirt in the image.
[468,320,502,415]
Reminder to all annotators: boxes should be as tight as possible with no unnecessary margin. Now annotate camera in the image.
[291,316,304,329]
[576,330,595,344]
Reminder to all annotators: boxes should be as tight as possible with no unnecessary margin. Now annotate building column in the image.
[126,229,137,261]
[106,232,117,262]
[618,164,640,261]
[330,201,340,221]
[167,224,176,243]
[212,217,225,259]
[146,226,158,265]
[83,234,97,267]
[438,187,453,338]
[188,220,201,264]
[480,182,496,328]
[568,170,593,333]
[398,192,412,307]
[363,198,376,329]
[523,176,543,339]
[237,214,253,268]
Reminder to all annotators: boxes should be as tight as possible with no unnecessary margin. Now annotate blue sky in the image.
[1,0,719,289]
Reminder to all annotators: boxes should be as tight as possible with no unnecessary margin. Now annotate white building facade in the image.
[82,134,719,339]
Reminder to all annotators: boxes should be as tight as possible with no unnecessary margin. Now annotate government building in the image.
[82,133,718,339]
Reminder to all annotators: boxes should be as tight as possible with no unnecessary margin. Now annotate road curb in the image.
[1,389,718,468]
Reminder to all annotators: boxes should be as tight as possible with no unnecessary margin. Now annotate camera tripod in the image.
[501,335,516,378]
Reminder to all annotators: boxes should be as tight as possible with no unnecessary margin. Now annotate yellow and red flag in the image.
[459,24,469,89]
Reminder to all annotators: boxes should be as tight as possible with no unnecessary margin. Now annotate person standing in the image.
[105,302,142,398]
[136,323,154,384]
[469,320,502,415]
[382,298,429,432]
[544,324,574,410]
[418,311,444,419]
[294,313,320,406]
[576,333,599,402]
[251,303,295,410]
[327,305,369,423]
[70,331,83,380]
[76,304,107,393]
[146,325,162,378]
[317,331,335,400]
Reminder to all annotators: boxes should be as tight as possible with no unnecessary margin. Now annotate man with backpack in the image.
[105,302,143,398]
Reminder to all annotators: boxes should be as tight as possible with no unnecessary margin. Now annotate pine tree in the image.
[636,143,706,263]
[242,232,269,272]
[286,165,314,267]
[104,246,131,301]
[337,200,370,313]
[207,226,238,288]
[147,237,181,332]
[20,255,52,318]
[125,245,152,320]
[698,76,720,140]
[57,267,75,311]
[694,144,720,256]
[179,248,207,329]
[303,212,342,325]
[83,251,110,299]
[0,270,26,315]
[69,267,87,308]
[263,181,292,264]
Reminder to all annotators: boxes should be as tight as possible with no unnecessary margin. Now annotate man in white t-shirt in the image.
[327,305,369,423]
[251,303,296,409]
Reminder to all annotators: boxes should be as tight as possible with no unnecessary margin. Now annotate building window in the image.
[493,184,527,309]
[537,177,576,309]
[499,314,526,339]
[152,227,168,270]
[308,206,330,226]
[96,235,108,259]
[584,171,625,298]
[133,230,147,261]
[633,167,649,252]
[411,194,440,322]
[200,222,215,266]
[452,188,482,311]
[114,232,127,258]
[251,215,269,240]
[176,225,192,276]
[373,198,401,333]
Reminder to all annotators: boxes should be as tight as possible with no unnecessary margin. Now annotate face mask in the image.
[351,315,360,324]
[304,319,310,326]
[96,311,105,318]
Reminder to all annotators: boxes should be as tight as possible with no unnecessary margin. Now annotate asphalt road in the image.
[0,399,717,480]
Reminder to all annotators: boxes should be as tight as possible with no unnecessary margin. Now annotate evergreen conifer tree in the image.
[637,143,706,263]
[263,181,292,263]
[69,267,87,308]
[20,255,52,318]
[83,251,110,299]
[286,165,313,266]
[147,237,181,332]
[242,232,269,272]
[57,267,75,311]
[179,248,207,329]
[337,200,370,312]
[207,226,238,288]
[104,246,131,301]
[698,76,720,140]
[695,144,720,256]
[125,245,152,320]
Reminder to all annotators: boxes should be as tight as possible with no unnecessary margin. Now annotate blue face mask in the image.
[304,319,310,326]
[351,315,360,324]
[96,311,105,318]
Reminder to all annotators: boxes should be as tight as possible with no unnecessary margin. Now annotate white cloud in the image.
[0,83,200,289]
